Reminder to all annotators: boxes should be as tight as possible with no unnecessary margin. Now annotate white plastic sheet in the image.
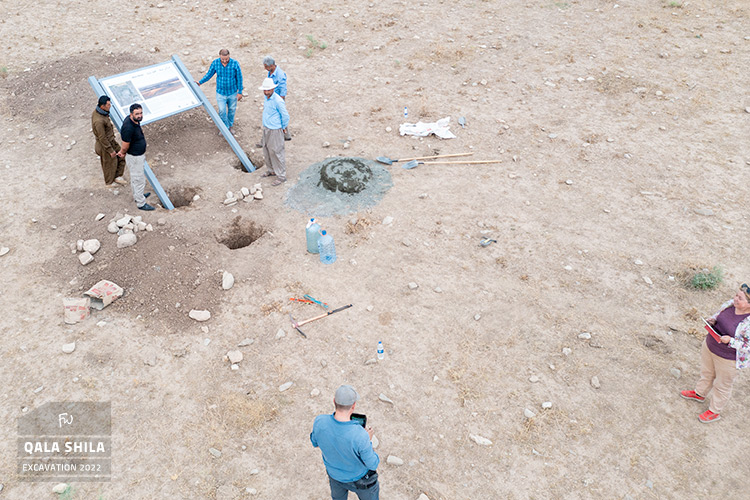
[399,117,457,139]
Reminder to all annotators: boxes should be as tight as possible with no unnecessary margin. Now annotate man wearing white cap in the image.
[258,77,290,186]
[311,385,380,500]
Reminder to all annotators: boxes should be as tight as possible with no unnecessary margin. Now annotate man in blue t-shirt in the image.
[310,385,380,500]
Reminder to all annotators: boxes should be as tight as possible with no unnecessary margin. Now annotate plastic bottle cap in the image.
[310,218,314,222]
[321,230,327,235]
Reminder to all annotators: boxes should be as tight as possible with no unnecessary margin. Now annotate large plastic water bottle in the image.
[306,218,321,254]
[377,341,384,360]
[317,230,337,264]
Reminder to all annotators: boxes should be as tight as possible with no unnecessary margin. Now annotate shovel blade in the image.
[376,156,394,165]
[402,160,419,169]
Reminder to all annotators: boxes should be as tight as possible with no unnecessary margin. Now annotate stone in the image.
[146,224,153,232]
[95,213,105,221]
[385,127,392,132]
[634,259,643,265]
[52,483,69,494]
[222,271,234,290]
[591,376,601,389]
[275,329,286,339]
[474,314,481,321]
[238,338,254,347]
[371,435,379,449]
[694,208,714,216]
[245,488,258,495]
[408,282,419,290]
[136,222,147,231]
[254,191,263,200]
[230,364,239,371]
[241,187,250,197]
[565,179,574,185]
[379,393,394,404]
[434,287,442,293]
[524,408,536,419]
[402,239,412,247]
[470,434,493,446]
[387,455,404,466]
[226,191,234,199]
[578,332,592,340]
[0,247,9,257]
[382,216,394,225]
[83,239,100,254]
[62,342,76,354]
[279,381,294,392]
[76,239,84,251]
[542,401,553,409]
[310,388,320,397]
[107,221,119,233]
[366,305,374,312]
[418,495,430,500]
[189,309,211,322]
[365,358,377,365]
[157,218,166,225]
[320,359,328,367]
[670,367,681,379]
[643,276,653,285]
[322,141,331,148]
[117,233,137,248]
[116,216,131,227]
[227,350,243,364]
[209,447,222,458]
[529,375,539,383]
[562,347,572,356]
[223,198,238,206]
[249,468,259,475]
[78,252,94,265]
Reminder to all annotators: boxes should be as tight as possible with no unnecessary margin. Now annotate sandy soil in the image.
[1,0,750,498]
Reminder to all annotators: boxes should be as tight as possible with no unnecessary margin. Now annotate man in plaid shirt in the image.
[196,49,243,134]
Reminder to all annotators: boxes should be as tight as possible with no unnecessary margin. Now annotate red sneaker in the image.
[699,410,721,423]
[680,390,705,402]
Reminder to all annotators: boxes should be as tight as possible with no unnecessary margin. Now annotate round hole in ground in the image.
[167,186,199,208]
[217,216,265,250]
[232,151,265,172]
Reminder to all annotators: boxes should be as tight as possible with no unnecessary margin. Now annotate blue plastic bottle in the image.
[306,218,321,254]
[317,230,337,264]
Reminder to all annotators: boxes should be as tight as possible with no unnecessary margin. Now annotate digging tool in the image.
[290,297,316,305]
[375,152,472,165]
[303,294,329,309]
[402,159,503,170]
[289,304,353,337]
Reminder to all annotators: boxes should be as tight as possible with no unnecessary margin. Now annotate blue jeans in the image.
[216,92,237,128]
[328,474,379,500]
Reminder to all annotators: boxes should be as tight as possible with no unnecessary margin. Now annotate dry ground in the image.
[1,0,750,498]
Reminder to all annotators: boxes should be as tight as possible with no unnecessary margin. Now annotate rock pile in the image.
[223,184,264,206]
[73,213,154,265]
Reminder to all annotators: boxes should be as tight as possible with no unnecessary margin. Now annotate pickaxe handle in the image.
[298,304,353,327]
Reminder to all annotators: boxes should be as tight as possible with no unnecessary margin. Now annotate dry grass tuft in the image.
[205,392,278,436]
[260,300,283,316]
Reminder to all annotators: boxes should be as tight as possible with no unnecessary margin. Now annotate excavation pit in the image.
[217,216,265,250]
[167,186,199,208]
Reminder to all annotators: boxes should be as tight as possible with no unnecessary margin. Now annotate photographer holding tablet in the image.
[311,385,380,499]
[680,284,750,423]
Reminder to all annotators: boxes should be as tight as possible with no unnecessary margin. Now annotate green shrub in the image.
[690,266,723,290]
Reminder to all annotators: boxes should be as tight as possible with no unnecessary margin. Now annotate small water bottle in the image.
[317,230,337,264]
[377,341,384,360]
[306,218,321,254]
[403,106,408,119]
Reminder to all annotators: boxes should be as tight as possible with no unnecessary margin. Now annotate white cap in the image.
[258,77,277,91]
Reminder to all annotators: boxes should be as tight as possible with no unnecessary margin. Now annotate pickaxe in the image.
[289,304,353,338]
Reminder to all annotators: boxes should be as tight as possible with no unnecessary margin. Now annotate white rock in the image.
[145,224,153,232]
[224,198,238,206]
[189,309,211,322]
[385,127,392,132]
[231,364,239,371]
[365,358,377,365]
[95,213,105,221]
[249,468,259,475]
[371,434,379,449]
[192,194,200,202]
[116,216,131,227]
[408,282,419,290]
[434,287,442,293]
[565,179,574,185]
[310,388,320,397]
[209,447,222,458]
[83,239,100,254]
[227,350,243,364]
[387,455,404,466]
[366,305,374,312]
[254,183,262,191]
[107,221,119,233]
[136,222,147,231]
[241,187,250,197]
[78,252,94,265]
[52,483,69,494]
[245,488,258,495]
[238,338,254,347]
[226,191,234,199]
[564,265,573,271]
[578,332,592,340]
[275,329,286,339]
[279,381,294,392]
[222,271,234,290]
[76,239,84,251]
[634,259,643,265]
[643,276,653,285]
[470,434,493,446]
[382,216,394,225]
[529,375,539,383]
[524,408,536,419]
[474,314,481,321]
[254,191,263,200]
[379,393,394,404]
[562,347,572,356]
[62,342,76,354]
[418,494,430,500]
[542,401,553,409]
[591,376,601,389]
[0,247,9,257]
[117,233,137,248]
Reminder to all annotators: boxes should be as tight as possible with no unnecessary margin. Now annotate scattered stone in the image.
[245,488,258,495]
[189,309,211,322]
[365,358,377,365]
[117,233,137,248]
[254,191,263,200]
[146,224,153,231]
[634,259,643,265]
[97,321,107,327]
[469,434,493,446]
[591,376,601,389]
[408,282,419,290]
[201,326,209,334]
[670,367,681,379]
[387,455,404,466]
[222,271,234,290]
[249,468,259,475]
[76,239,84,252]
[562,347,572,356]
[418,494,430,500]
[107,221,119,233]
[275,329,286,339]
[578,332,592,340]
[62,342,76,354]
[382,216,394,225]
[474,314,481,321]
[542,401,553,409]
[116,215,131,227]
[83,239,100,254]
[366,305,374,312]
[241,187,250,197]
[564,265,573,271]
[524,408,536,419]
[643,276,653,285]
[204,338,211,346]
[694,208,714,216]
[418,193,428,199]
[529,375,539,383]
[565,179,574,185]
[371,435,379,449]
[227,350,243,364]
[402,239,412,247]
[157,218,166,225]
[310,388,320,397]
[52,483,69,494]
[78,252,94,266]
[434,287,442,293]
[320,359,328,367]
[279,381,294,392]
[379,393,394,404]
[385,127,392,132]
[209,447,222,458]
[322,141,331,148]
[238,338,254,347]
[231,364,239,371]
[0,247,9,257]
[95,213,105,221]
[223,198,238,206]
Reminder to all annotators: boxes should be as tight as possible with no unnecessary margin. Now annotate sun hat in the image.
[258,77,277,91]
[334,385,360,406]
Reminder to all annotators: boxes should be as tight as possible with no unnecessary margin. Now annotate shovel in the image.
[375,152,472,165]
[402,160,503,170]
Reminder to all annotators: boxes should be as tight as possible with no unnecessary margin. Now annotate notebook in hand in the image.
[701,317,722,343]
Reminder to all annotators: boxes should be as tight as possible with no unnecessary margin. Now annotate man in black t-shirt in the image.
[117,104,154,211]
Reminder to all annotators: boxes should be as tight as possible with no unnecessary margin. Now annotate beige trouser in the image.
[261,126,286,181]
[696,339,738,413]
[125,153,147,208]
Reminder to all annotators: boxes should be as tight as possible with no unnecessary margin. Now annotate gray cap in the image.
[334,385,360,406]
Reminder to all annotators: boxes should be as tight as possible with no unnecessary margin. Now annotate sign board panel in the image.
[99,61,200,125]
